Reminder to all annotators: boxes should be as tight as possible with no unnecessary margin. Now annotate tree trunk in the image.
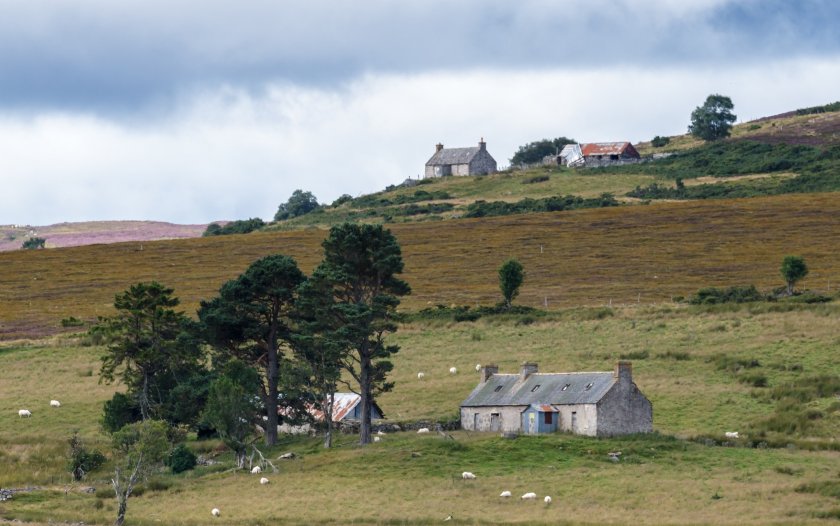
[114,496,127,526]
[265,345,279,446]
[139,373,150,421]
[359,354,372,445]
[235,448,246,469]
[323,390,334,448]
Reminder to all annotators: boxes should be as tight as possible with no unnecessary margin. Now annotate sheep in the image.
[475,363,481,372]
[499,491,512,498]
[417,427,430,434]
[544,495,552,504]
[449,367,458,375]
[725,431,740,439]
[417,372,425,380]
[461,471,476,480]
[521,492,537,500]
[50,400,61,408]
[211,508,221,517]
[377,430,385,435]
[373,436,381,443]
[18,409,31,418]
[260,477,270,485]
[251,466,262,474]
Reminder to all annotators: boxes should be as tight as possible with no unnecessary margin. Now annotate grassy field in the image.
[1,192,838,340]
[2,302,840,525]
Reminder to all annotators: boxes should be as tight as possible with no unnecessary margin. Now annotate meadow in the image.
[2,302,840,524]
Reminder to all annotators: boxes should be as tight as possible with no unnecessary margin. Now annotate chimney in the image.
[520,362,538,379]
[614,361,632,383]
[481,364,498,383]
[435,143,444,153]
[478,137,486,151]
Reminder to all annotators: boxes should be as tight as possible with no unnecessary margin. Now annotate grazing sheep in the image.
[475,364,481,372]
[251,466,262,474]
[417,372,425,380]
[373,436,381,443]
[50,400,61,408]
[377,430,385,435]
[260,477,270,485]
[499,491,512,498]
[18,409,31,418]
[461,471,476,480]
[544,496,552,504]
[725,431,739,439]
[521,492,537,500]
[417,427,430,434]
[449,367,457,375]
[211,508,221,517]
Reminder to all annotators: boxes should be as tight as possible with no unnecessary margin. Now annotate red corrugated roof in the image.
[580,142,632,156]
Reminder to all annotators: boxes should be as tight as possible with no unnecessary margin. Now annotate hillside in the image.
[0,221,208,252]
[1,192,838,340]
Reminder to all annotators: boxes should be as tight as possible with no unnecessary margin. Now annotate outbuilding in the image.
[460,362,652,436]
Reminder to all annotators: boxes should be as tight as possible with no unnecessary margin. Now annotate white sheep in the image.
[417,372,425,380]
[461,471,476,480]
[259,477,270,485]
[521,492,537,500]
[377,430,385,435]
[211,508,221,517]
[373,436,381,443]
[499,491,511,498]
[18,409,31,418]
[449,367,458,375]
[251,466,262,474]
[475,363,481,372]
[417,428,430,434]
[50,400,61,408]
[725,431,739,439]
[544,495,552,504]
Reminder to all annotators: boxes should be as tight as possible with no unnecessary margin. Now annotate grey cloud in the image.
[1,0,839,113]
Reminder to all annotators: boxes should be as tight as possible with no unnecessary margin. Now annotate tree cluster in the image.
[510,137,576,166]
[274,189,320,221]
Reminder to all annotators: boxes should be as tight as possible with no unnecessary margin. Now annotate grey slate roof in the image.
[426,147,481,166]
[461,372,616,407]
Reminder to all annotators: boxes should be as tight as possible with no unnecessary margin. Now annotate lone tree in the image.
[688,94,737,141]
[275,189,320,221]
[110,420,170,526]
[96,282,201,421]
[22,237,46,249]
[499,259,525,309]
[315,223,410,445]
[198,254,305,446]
[780,255,808,295]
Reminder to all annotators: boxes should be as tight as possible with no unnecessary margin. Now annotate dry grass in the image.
[1,193,838,340]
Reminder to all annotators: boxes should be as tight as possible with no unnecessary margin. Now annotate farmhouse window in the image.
[494,385,503,392]
[531,384,541,392]
[544,412,553,425]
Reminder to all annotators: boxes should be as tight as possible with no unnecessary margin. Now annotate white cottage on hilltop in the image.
[460,362,652,436]
[424,139,498,178]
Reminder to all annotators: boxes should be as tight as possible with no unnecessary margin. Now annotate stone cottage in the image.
[460,362,652,436]
[424,139,498,178]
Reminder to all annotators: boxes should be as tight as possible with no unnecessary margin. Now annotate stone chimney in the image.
[614,361,632,383]
[519,362,538,379]
[478,137,486,151]
[435,143,444,153]
[481,364,498,383]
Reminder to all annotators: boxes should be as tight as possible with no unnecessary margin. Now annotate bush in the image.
[61,316,85,327]
[651,136,670,147]
[102,392,142,434]
[689,285,765,305]
[167,444,197,474]
[522,175,550,184]
[203,218,265,236]
[510,137,576,165]
[67,431,106,481]
[620,350,650,360]
[22,237,46,250]
[463,194,618,218]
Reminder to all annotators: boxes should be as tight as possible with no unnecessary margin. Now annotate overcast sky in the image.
[2,0,840,225]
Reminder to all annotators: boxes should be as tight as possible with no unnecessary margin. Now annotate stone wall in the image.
[468,150,498,175]
[595,380,653,436]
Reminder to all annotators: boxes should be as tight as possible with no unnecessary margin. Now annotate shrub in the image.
[67,431,106,481]
[737,371,768,387]
[620,350,650,360]
[22,237,46,250]
[102,392,142,434]
[769,375,840,403]
[61,316,85,327]
[712,355,761,373]
[145,479,173,492]
[203,218,265,236]
[651,136,670,147]
[522,175,550,184]
[689,285,765,305]
[656,351,691,361]
[463,194,618,218]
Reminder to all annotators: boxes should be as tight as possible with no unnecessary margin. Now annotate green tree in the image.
[96,282,203,421]
[498,259,525,309]
[67,430,105,481]
[315,224,410,445]
[198,254,306,446]
[275,189,320,221]
[688,94,737,141]
[510,137,575,166]
[201,367,261,468]
[780,255,808,295]
[110,420,170,526]
[21,237,46,249]
[203,218,265,236]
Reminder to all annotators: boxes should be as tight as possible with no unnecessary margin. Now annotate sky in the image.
[2,0,840,225]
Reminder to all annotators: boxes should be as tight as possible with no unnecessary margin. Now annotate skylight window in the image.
[494,385,503,392]
[585,382,594,390]
[531,384,541,392]
[562,383,570,391]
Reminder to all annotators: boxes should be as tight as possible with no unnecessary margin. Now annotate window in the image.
[494,385,503,392]
[562,383,570,391]
[531,384,541,392]
[585,382,594,390]
[544,412,553,425]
